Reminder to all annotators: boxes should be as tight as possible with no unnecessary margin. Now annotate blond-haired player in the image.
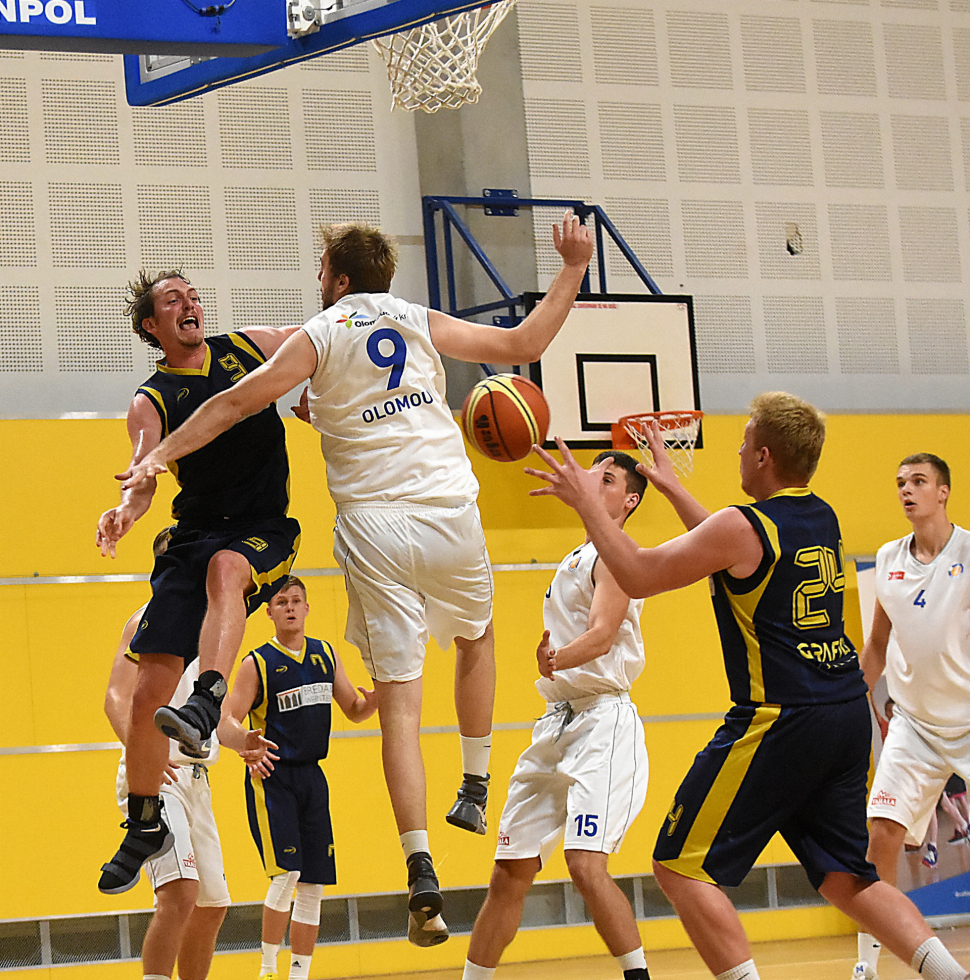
[854,453,970,980]
[529,393,970,980]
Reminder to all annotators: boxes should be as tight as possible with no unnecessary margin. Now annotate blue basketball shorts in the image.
[245,761,337,885]
[653,696,878,890]
[129,516,301,664]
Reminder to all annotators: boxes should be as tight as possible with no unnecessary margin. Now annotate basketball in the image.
[461,374,550,462]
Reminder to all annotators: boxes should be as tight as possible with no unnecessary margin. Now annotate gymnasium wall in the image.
[3,411,970,978]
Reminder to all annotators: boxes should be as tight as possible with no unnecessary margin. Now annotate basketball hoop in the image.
[371,0,517,113]
[611,410,703,478]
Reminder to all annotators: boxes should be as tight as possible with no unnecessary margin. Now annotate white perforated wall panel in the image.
[0,43,422,416]
[519,0,970,409]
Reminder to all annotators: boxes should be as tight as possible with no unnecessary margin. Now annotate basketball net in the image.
[371,0,517,113]
[611,411,703,478]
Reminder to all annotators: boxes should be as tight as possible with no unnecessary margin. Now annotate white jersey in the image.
[875,524,970,733]
[301,292,479,507]
[119,660,219,772]
[536,541,645,703]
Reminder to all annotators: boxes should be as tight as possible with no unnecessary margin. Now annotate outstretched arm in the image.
[240,324,304,359]
[428,212,594,365]
[635,419,711,530]
[332,651,378,723]
[526,438,762,598]
[96,395,162,557]
[860,598,892,694]
[217,656,279,778]
[537,559,632,677]
[119,331,318,490]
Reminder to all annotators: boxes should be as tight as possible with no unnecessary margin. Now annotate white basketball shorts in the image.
[868,707,970,847]
[334,499,494,682]
[117,762,230,906]
[495,692,649,865]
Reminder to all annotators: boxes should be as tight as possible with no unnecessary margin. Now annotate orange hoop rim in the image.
[611,410,703,450]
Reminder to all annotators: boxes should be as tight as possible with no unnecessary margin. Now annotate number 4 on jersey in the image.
[914,589,927,608]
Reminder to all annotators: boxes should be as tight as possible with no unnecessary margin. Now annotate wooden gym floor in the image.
[353,928,970,979]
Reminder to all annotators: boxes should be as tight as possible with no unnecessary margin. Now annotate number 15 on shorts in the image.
[574,814,599,837]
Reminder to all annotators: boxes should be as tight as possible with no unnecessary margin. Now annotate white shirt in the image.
[876,524,970,733]
[301,292,479,508]
[536,541,645,703]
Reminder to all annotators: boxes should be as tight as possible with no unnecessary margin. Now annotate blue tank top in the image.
[711,487,866,706]
[136,332,289,527]
[247,637,335,762]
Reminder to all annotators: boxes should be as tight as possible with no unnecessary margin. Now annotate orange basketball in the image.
[461,374,550,462]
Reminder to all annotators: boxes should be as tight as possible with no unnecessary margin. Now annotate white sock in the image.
[400,829,430,859]
[144,975,168,979]
[715,960,760,980]
[261,940,280,974]
[289,952,313,980]
[462,960,497,980]
[460,735,492,779]
[858,932,881,974]
[616,948,647,972]
[911,937,968,979]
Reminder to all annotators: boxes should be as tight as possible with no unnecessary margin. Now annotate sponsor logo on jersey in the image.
[950,563,965,577]
[275,665,288,672]
[338,311,376,329]
[284,846,297,854]
[665,803,684,836]
[242,536,268,552]
[277,682,333,712]
[329,844,335,856]
[498,834,510,846]
[139,619,148,630]
[568,556,581,570]
[872,789,897,807]
[177,387,190,402]
[889,571,905,580]
[182,852,197,869]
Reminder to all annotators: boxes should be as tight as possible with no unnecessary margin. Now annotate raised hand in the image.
[525,437,610,518]
[552,211,595,270]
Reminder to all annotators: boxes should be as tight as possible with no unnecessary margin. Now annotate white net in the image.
[371,0,517,113]
[621,411,702,478]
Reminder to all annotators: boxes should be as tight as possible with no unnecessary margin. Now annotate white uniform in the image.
[496,542,649,865]
[116,662,230,906]
[302,293,492,681]
[867,525,970,844]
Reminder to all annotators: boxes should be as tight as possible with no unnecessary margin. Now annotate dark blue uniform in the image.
[244,637,338,884]
[654,488,877,889]
[129,333,301,664]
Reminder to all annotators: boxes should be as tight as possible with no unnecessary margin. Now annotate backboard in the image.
[526,294,700,450]
[124,0,499,106]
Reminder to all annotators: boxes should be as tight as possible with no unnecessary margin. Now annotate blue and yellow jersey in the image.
[711,488,866,706]
[246,637,335,763]
[136,332,289,527]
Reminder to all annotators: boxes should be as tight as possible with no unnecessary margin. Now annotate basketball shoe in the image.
[155,670,226,758]
[852,963,878,979]
[446,773,489,834]
[408,911,449,947]
[948,828,969,843]
[923,843,939,868]
[407,851,443,928]
[98,802,174,894]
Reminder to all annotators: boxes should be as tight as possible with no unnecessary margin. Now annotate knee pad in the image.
[264,870,300,912]
[291,882,324,926]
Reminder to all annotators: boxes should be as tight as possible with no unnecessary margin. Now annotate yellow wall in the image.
[4,413,968,964]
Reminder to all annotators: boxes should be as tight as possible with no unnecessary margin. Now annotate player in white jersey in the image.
[103,529,231,980]
[853,453,970,980]
[118,214,595,932]
[461,451,653,980]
